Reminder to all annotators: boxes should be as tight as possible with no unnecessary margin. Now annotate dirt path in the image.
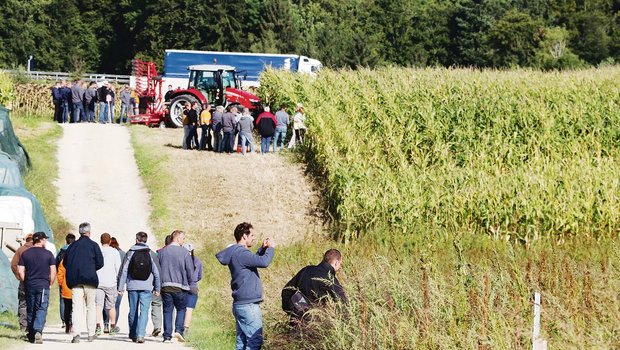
[17,123,185,349]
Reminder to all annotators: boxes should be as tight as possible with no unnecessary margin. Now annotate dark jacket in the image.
[282,261,347,316]
[51,87,62,103]
[63,235,104,289]
[256,112,277,137]
[97,86,108,102]
[60,86,72,102]
[216,244,274,305]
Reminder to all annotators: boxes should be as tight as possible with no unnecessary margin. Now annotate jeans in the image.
[86,103,95,122]
[99,102,109,123]
[26,288,50,340]
[223,131,235,153]
[61,101,69,123]
[200,125,212,150]
[183,125,189,149]
[273,128,287,152]
[240,131,254,155]
[128,290,152,339]
[18,282,27,331]
[108,102,115,123]
[213,125,223,152]
[260,136,272,154]
[120,103,129,123]
[151,293,162,330]
[162,291,187,340]
[72,285,97,337]
[233,303,263,350]
[73,102,84,123]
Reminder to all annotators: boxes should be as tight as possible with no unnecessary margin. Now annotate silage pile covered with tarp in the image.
[0,105,30,174]
[0,250,18,313]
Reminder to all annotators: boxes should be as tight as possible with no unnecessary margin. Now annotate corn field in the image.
[258,67,620,242]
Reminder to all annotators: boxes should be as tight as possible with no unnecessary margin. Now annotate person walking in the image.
[256,107,277,154]
[117,231,161,343]
[151,234,173,337]
[182,243,202,335]
[238,108,255,155]
[17,232,56,344]
[158,230,194,343]
[57,253,73,334]
[11,233,34,333]
[281,249,347,321]
[55,233,76,331]
[211,106,225,152]
[216,222,275,350]
[63,222,104,343]
[95,233,122,336]
[199,103,212,151]
[273,105,290,152]
[104,237,124,331]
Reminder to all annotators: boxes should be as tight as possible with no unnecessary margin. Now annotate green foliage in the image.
[259,67,620,242]
[2,0,620,72]
[0,72,15,107]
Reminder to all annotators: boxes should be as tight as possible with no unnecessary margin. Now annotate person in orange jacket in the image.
[57,259,73,334]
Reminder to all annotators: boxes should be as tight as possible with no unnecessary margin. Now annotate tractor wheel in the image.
[169,95,201,128]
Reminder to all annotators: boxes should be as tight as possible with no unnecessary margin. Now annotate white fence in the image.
[1,70,131,84]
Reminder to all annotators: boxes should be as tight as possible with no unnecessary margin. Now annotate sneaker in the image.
[103,324,110,333]
[109,326,120,336]
[151,328,161,337]
[163,338,172,343]
[95,326,102,336]
[34,332,42,344]
[173,332,185,343]
[137,337,145,343]
[71,335,80,343]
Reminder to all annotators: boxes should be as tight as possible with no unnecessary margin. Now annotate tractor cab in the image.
[188,64,240,106]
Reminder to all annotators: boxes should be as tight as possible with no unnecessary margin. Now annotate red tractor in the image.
[131,61,261,127]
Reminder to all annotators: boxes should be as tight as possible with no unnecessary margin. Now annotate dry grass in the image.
[129,125,326,245]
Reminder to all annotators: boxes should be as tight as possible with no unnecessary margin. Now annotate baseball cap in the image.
[33,232,49,242]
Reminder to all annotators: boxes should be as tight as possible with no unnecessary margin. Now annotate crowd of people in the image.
[10,221,346,349]
[181,100,307,154]
[51,80,138,124]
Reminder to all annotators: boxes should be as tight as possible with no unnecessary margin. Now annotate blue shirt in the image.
[18,246,55,290]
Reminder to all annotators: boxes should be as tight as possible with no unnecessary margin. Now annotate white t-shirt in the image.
[97,245,122,287]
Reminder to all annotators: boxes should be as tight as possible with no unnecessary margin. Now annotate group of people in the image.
[10,221,346,349]
[181,102,307,154]
[10,223,203,345]
[51,80,138,125]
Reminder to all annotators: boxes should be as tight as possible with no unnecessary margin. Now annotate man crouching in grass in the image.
[216,222,275,350]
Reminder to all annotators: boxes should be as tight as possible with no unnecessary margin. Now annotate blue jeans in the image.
[223,131,235,153]
[61,102,69,123]
[108,102,115,123]
[26,288,50,340]
[273,128,287,152]
[260,136,272,154]
[240,131,254,155]
[128,290,152,339]
[73,102,84,123]
[233,303,263,350]
[99,102,108,123]
[87,103,96,122]
[162,291,187,340]
[120,103,129,123]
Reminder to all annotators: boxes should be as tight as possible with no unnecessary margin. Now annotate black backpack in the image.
[128,249,152,280]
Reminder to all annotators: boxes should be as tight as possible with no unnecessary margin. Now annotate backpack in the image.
[128,249,152,280]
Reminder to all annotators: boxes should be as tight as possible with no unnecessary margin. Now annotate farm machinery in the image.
[130,60,261,127]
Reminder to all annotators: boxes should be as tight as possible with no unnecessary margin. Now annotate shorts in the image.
[96,286,117,310]
[186,293,198,309]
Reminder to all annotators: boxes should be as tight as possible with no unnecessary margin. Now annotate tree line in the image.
[1,0,619,74]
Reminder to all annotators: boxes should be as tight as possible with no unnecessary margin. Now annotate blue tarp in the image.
[0,250,18,314]
[164,50,300,82]
[0,105,30,174]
